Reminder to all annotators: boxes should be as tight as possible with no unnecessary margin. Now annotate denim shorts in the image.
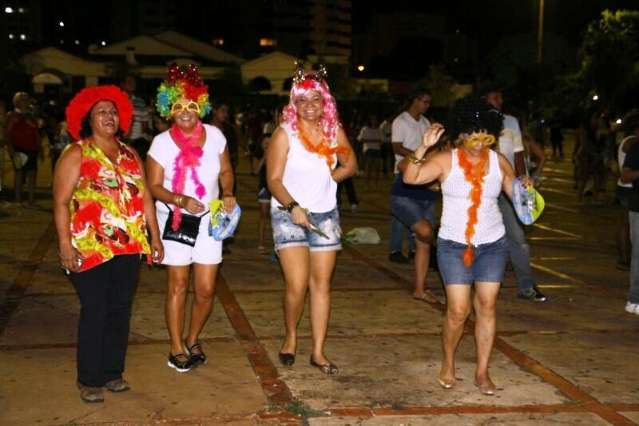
[271,207,342,252]
[390,195,437,229]
[437,236,508,285]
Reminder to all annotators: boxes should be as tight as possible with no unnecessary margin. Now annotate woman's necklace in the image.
[297,122,348,168]
[457,147,490,267]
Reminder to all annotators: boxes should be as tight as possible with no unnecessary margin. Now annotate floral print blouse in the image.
[69,139,150,271]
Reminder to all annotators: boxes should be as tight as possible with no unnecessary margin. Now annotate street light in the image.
[357,65,365,72]
[59,21,64,27]
[616,118,622,125]
[592,94,599,101]
[4,6,13,13]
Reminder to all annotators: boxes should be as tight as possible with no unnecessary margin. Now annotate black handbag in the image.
[162,204,209,247]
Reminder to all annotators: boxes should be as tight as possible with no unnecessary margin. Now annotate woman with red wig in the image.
[267,65,357,374]
[402,95,529,395]
[146,64,236,373]
[53,85,164,403]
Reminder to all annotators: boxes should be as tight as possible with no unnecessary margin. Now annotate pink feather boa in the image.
[169,120,206,230]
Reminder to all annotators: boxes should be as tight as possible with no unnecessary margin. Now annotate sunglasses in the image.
[171,101,201,115]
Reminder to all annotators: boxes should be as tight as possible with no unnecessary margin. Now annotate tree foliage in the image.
[579,9,639,113]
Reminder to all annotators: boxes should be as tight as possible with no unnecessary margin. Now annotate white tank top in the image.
[271,122,338,213]
[439,149,505,245]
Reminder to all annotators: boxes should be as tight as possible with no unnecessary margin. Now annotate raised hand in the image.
[422,123,445,149]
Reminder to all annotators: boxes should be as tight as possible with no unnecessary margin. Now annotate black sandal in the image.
[185,341,207,366]
[310,356,339,375]
[167,353,193,373]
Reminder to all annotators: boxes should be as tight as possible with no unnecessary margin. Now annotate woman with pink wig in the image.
[266,65,357,374]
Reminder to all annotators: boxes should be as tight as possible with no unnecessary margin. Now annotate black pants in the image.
[70,255,140,387]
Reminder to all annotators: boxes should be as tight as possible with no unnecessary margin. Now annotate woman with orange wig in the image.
[402,95,525,395]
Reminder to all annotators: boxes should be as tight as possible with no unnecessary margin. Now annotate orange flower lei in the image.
[457,146,490,267]
[297,124,348,168]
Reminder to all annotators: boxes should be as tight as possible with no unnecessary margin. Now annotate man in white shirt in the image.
[481,85,546,302]
[390,87,439,303]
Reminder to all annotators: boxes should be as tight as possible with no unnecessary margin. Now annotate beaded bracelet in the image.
[407,153,426,165]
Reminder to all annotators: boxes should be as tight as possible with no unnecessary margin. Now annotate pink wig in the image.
[282,76,340,141]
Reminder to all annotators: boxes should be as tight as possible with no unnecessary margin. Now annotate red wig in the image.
[65,85,133,141]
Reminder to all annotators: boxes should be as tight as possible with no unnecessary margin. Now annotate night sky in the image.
[39,0,639,52]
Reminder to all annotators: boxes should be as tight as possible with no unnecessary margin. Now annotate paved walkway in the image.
[0,149,638,425]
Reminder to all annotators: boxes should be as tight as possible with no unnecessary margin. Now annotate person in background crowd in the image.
[390,87,439,303]
[574,109,607,204]
[519,114,546,185]
[549,118,564,159]
[337,117,359,212]
[617,115,639,271]
[210,100,241,194]
[620,114,639,315]
[6,92,41,205]
[482,85,547,302]
[0,99,7,194]
[50,118,71,172]
[358,114,384,186]
[121,74,152,158]
[379,111,396,176]
[255,105,283,254]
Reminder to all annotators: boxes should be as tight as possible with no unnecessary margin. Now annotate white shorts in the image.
[157,209,223,266]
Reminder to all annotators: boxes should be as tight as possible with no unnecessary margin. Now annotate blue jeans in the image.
[389,215,415,254]
[389,174,415,254]
[498,195,535,292]
[629,212,639,303]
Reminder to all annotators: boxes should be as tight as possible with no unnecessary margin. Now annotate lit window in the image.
[212,38,224,46]
[259,38,277,47]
